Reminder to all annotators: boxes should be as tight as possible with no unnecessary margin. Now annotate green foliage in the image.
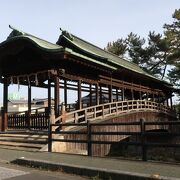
[164,9,180,85]
[105,9,180,82]
[105,38,127,57]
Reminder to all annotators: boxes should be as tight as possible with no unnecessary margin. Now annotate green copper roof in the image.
[57,29,166,82]
[0,26,172,87]
[3,25,62,52]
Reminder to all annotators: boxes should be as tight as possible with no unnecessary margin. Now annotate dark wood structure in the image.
[0,25,175,131]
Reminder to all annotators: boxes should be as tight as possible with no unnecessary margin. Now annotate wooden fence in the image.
[48,120,180,161]
[8,107,49,130]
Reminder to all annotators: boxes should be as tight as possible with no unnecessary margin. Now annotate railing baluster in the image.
[115,102,118,115]
[84,109,87,122]
[94,107,96,119]
[102,105,104,118]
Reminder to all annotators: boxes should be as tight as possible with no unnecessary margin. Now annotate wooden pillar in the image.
[122,88,125,101]
[139,91,142,100]
[48,79,51,114]
[109,84,113,102]
[54,76,60,117]
[27,85,31,129]
[170,96,173,109]
[64,79,67,107]
[78,80,82,109]
[166,99,169,107]
[89,84,92,106]
[2,79,8,131]
[116,88,119,102]
[95,83,99,105]
[146,93,149,100]
[99,85,102,104]
[131,89,134,100]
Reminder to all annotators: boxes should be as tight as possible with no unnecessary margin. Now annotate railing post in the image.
[84,109,87,122]
[74,112,78,123]
[102,105,104,119]
[116,102,118,115]
[61,103,66,129]
[48,121,52,152]
[140,119,147,161]
[109,104,111,114]
[94,107,96,119]
[87,120,92,156]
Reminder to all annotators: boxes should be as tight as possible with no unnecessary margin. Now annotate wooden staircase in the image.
[0,131,48,152]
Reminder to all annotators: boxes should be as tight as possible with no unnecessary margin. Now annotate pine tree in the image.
[164,9,180,85]
[105,38,127,58]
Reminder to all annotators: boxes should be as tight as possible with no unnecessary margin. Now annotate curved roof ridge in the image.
[8,25,61,48]
[60,29,144,70]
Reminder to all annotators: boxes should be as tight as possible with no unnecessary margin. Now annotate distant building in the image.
[8,98,54,112]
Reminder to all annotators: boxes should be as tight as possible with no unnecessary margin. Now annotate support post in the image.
[100,85,102,104]
[131,89,134,100]
[2,79,8,131]
[54,75,60,117]
[139,91,142,100]
[95,83,99,105]
[152,93,155,101]
[27,85,31,129]
[166,99,169,107]
[89,84,92,106]
[109,84,113,102]
[170,96,173,109]
[122,88,125,101]
[78,80,82,109]
[64,79,67,109]
[48,79,51,115]
[116,88,119,102]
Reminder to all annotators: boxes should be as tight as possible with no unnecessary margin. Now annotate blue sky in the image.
[0,0,179,104]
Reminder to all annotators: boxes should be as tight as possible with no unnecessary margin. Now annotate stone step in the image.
[0,145,41,152]
[0,131,48,152]
[0,134,48,140]
[0,137,47,144]
[0,141,44,149]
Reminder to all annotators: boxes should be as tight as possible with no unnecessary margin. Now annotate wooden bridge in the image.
[0,26,178,156]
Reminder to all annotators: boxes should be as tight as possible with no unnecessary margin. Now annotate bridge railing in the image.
[55,100,175,124]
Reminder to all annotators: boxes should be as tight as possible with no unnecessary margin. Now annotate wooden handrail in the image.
[55,100,176,124]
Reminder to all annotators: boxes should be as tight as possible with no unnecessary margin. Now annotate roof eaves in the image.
[64,47,117,71]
